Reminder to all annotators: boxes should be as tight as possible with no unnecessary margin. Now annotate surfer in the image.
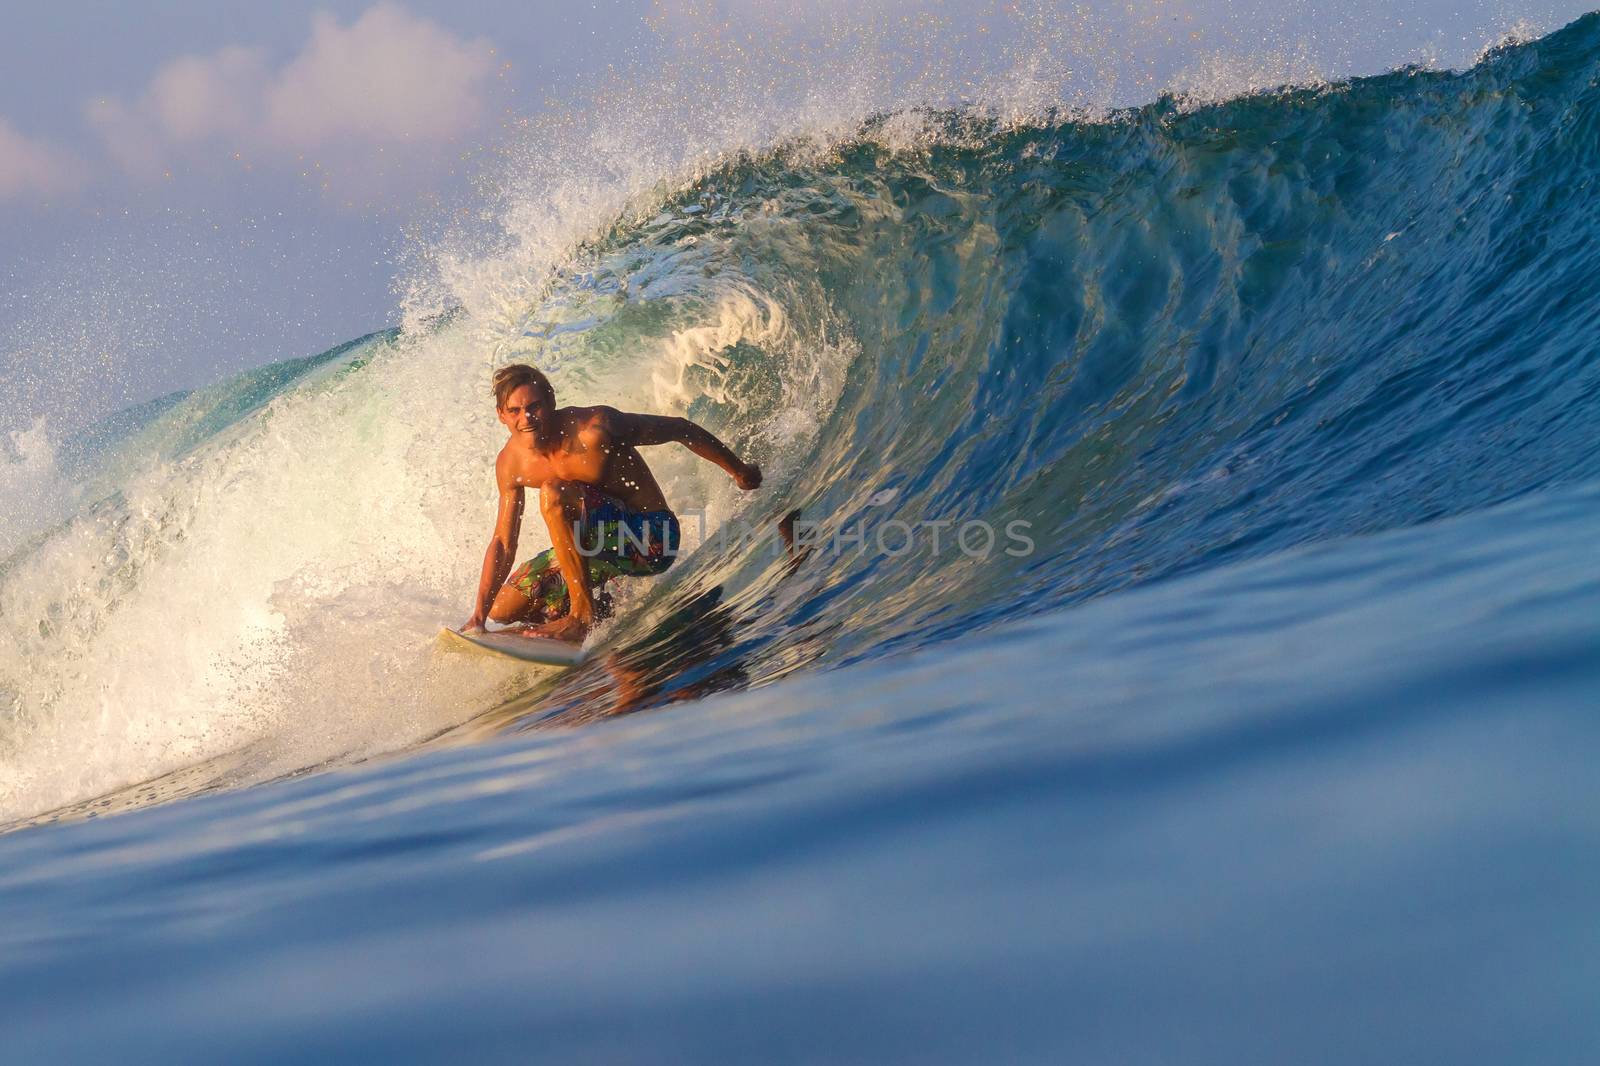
[462,363,762,643]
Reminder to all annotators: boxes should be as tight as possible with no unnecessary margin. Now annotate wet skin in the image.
[463,383,761,643]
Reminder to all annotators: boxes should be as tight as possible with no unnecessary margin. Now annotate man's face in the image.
[497,384,547,437]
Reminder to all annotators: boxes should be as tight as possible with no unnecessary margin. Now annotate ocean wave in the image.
[3,13,1599,823]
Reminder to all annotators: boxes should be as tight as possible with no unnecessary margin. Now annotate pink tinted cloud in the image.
[148,46,274,142]
[0,117,85,201]
[85,4,495,185]
[264,5,493,147]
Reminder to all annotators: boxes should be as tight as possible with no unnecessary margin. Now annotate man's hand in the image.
[527,614,588,644]
[734,461,763,491]
[461,614,487,634]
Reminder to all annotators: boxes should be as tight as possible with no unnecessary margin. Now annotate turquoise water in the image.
[3,14,1600,1060]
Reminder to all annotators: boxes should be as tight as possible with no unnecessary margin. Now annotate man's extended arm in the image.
[611,411,762,488]
[463,472,524,631]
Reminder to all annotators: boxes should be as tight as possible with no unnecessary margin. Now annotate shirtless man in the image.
[462,363,762,643]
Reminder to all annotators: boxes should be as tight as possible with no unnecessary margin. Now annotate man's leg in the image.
[490,549,564,625]
[502,485,666,630]
[488,492,615,626]
[487,583,541,625]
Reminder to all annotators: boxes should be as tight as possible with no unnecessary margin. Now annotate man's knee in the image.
[488,585,534,624]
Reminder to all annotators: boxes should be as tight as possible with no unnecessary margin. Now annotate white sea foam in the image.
[0,418,74,561]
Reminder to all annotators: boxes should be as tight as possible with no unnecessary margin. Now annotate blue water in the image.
[4,14,1600,1060]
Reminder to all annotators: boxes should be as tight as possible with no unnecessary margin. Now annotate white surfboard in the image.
[437,626,586,667]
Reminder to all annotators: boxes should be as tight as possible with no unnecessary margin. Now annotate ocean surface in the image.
[4,13,1600,1061]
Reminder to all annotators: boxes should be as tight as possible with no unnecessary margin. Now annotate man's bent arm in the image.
[611,411,760,486]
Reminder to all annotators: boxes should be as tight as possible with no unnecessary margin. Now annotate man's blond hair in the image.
[492,363,555,411]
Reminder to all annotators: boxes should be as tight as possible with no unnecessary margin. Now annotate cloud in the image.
[86,3,495,183]
[0,117,85,201]
[265,6,492,147]
[150,46,274,143]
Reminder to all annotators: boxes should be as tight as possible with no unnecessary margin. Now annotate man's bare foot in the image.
[526,615,588,644]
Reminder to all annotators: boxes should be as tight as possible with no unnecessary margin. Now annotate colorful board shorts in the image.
[506,486,681,622]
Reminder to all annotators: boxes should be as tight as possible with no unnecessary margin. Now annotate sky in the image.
[3,0,1596,430]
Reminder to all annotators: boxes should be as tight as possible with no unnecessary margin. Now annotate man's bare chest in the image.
[506,434,611,487]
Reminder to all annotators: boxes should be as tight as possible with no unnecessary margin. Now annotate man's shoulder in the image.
[562,403,624,420]
[562,404,628,432]
[493,442,536,487]
[492,444,513,483]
